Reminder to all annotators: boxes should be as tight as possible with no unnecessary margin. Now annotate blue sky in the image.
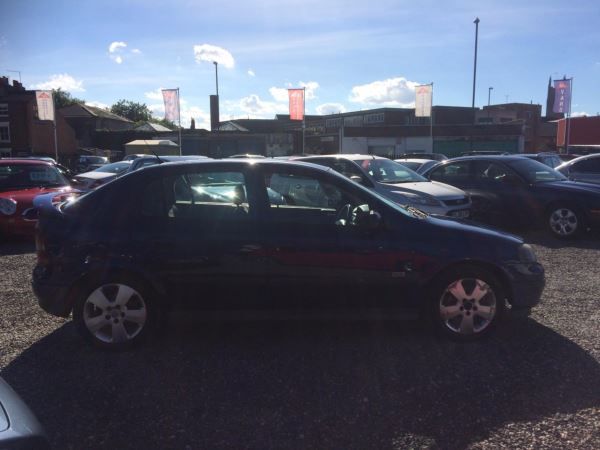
[2,0,599,128]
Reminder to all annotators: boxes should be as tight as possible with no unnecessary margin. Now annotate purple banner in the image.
[553,79,571,114]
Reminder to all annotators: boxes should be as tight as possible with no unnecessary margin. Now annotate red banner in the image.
[288,89,304,121]
[162,89,179,122]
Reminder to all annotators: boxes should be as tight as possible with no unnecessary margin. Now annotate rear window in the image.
[0,163,68,190]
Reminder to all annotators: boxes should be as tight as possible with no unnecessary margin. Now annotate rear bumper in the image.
[504,262,545,309]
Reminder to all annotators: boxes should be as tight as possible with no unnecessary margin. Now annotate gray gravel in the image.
[0,233,599,450]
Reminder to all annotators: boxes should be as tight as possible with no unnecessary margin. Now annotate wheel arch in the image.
[64,265,168,316]
[425,259,513,305]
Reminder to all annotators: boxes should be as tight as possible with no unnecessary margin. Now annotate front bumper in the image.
[32,265,74,318]
[504,261,545,309]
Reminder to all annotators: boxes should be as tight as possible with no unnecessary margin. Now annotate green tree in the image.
[150,117,177,130]
[52,88,85,109]
[110,99,152,123]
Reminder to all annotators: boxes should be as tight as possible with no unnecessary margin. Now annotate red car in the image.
[0,159,74,237]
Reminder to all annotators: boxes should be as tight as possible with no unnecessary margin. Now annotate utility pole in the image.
[488,86,493,106]
[471,17,480,109]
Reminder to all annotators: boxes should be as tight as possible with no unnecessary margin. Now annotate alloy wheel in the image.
[83,283,147,344]
[439,278,497,335]
[549,208,578,237]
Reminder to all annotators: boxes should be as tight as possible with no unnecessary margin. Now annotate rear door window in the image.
[429,161,471,183]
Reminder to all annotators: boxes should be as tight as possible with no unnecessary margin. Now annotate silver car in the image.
[556,154,600,185]
[297,155,471,217]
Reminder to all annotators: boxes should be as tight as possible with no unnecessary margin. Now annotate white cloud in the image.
[193,44,235,69]
[223,95,287,119]
[108,41,128,64]
[315,103,346,115]
[131,48,142,54]
[109,41,127,53]
[85,101,109,110]
[247,69,255,77]
[32,74,85,92]
[571,111,588,117]
[269,81,319,102]
[299,81,319,100]
[269,86,288,102]
[148,97,210,129]
[144,88,165,101]
[349,76,419,107]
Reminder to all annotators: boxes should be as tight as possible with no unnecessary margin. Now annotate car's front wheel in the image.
[547,205,584,239]
[430,266,505,341]
[73,276,157,349]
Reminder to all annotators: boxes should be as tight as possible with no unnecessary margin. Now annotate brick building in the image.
[0,76,77,161]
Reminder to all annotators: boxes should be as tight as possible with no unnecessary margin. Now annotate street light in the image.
[488,86,493,106]
[213,61,219,96]
[472,17,480,109]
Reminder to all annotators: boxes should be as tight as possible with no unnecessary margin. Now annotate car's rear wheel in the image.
[430,266,505,341]
[73,276,157,349]
[547,205,584,239]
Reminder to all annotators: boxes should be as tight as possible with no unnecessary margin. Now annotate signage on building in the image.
[553,79,571,114]
[35,91,55,121]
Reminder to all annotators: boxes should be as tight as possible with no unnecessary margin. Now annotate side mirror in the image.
[349,175,364,184]
[352,204,382,230]
[364,210,382,230]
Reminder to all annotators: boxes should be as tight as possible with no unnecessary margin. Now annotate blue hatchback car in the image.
[32,160,544,348]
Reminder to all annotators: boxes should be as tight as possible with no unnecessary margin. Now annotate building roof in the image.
[135,122,172,132]
[125,140,178,146]
[60,103,133,122]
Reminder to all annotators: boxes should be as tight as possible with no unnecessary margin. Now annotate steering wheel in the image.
[350,204,370,226]
[335,203,352,225]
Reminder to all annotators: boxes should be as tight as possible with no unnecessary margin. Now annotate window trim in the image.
[0,103,8,117]
[0,122,10,143]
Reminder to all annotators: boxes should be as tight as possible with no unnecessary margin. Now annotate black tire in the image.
[546,204,585,239]
[73,274,160,350]
[429,265,506,342]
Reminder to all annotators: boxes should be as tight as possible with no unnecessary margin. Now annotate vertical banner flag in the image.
[288,89,304,121]
[415,84,432,117]
[35,91,55,121]
[553,79,571,114]
[162,89,179,122]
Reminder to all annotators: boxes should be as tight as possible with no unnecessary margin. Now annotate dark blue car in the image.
[424,156,600,239]
[32,160,544,348]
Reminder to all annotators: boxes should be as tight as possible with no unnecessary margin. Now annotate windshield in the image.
[93,161,132,174]
[0,164,69,191]
[357,159,427,183]
[509,159,567,183]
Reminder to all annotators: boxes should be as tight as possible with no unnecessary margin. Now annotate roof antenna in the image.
[149,149,165,163]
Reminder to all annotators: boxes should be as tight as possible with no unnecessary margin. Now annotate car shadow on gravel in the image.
[0,239,35,256]
[1,314,599,450]
[519,229,600,250]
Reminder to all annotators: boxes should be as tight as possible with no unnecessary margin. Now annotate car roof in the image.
[560,153,600,165]
[437,155,532,163]
[294,154,386,161]
[0,158,54,166]
[395,158,435,163]
[143,157,336,174]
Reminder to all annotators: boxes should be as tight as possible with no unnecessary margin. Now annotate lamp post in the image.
[488,86,493,106]
[472,17,480,109]
[213,61,219,96]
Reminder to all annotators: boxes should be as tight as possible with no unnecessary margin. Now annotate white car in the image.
[297,155,471,217]
[74,161,132,191]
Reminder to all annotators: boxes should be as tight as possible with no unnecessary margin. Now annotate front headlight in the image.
[0,198,17,216]
[393,191,440,206]
[518,244,537,263]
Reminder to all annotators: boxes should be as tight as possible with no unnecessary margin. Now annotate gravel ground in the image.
[0,232,599,450]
